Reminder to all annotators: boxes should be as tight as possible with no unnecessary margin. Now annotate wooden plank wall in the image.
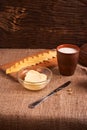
[0,0,87,48]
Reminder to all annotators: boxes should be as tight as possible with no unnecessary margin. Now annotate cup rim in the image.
[57,44,80,54]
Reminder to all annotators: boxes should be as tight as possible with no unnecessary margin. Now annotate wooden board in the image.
[0,0,87,48]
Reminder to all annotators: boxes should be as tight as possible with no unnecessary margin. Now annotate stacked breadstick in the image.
[6,50,56,74]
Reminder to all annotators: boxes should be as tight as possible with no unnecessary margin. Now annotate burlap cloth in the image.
[0,49,87,130]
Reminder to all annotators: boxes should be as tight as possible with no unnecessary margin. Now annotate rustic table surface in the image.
[0,49,87,130]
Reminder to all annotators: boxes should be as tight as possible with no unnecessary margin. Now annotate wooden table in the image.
[0,49,87,130]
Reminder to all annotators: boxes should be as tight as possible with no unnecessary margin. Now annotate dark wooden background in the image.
[0,0,87,48]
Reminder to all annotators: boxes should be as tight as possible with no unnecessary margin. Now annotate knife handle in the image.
[28,81,71,109]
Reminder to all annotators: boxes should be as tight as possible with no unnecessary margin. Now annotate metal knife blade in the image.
[28,81,71,109]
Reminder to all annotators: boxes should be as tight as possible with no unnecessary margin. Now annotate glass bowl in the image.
[17,66,52,91]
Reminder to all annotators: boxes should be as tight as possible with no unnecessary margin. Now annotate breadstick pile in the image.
[6,50,56,74]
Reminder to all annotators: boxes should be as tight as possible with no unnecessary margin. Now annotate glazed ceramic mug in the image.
[57,44,80,76]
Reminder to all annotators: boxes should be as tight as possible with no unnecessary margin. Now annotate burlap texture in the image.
[0,49,87,130]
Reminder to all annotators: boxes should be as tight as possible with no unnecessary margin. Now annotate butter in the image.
[24,70,47,82]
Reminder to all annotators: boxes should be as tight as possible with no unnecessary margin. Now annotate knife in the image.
[28,81,71,109]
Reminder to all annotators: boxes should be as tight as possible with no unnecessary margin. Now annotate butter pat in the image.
[24,70,47,82]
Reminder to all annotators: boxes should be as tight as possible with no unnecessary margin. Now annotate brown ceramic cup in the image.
[57,44,80,76]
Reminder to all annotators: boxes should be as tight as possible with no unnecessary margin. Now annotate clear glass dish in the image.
[17,66,52,91]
